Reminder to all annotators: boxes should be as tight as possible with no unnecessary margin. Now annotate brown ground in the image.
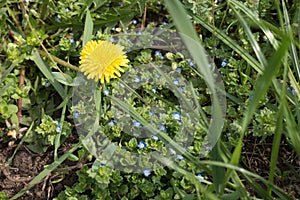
[242,136,300,199]
[0,134,79,200]
[0,134,299,199]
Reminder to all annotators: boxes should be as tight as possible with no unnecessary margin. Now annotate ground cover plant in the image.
[0,0,299,199]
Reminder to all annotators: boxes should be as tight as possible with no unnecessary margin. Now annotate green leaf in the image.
[52,72,73,86]
[83,9,93,46]
[31,50,66,99]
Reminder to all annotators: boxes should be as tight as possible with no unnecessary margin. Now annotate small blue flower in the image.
[137,31,142,35]
[143,168,151,177]
[70,38,75,44]
[73,111,80,119]
[159,124,166,131]
[173,112,181,121]
[100,163,106,166]
[119,82,125,88]
[110,37,115,42]
[135,75,141,83]
[196,173,204,182]
[132,19,138,25]
[226,132,231,137]
[138,141,147,150]
[160,55,165,60]
[204,144,211,151]
[152,88,157,93]
[55,16,61,23]
[149,111,154,116]
[56,122,62,133]
[249,94,254,100]
[288,87,296,95]
[169,148,176,155]
[173,79,180,86]
[187,58,194,67]
[104,89,110,95]
[133,120,142,127]
[108,120,116,126]
[161,21,168,25]
[155,50,161,56]
[118,1,123,6]
[177,155,184,160]
[152,135,159,141]
[65,8,70,12]
[179,87,185,92]
[176,67,182,73]
[106,3,111,7]
[45,82,50,87]
[221,59,229,67]
[156,74,161,79]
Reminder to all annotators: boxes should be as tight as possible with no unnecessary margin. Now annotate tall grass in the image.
[162,0,299,199]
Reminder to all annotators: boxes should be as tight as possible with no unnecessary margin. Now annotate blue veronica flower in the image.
[110,37,115,42]
[288,87,296,95]
[160,55,165,60]
[65,8,70,12]
[156,74,161,79]
[56,122,62,133]
[226,132,231,137]
[221,59,229,67]
[177,155,184,160]
[118,1,123,6]
[143,168,151,177]
[196,173,204,182]
[135,75,141,83]
[187,58,194,67]
[73,111,80,119]
[155,50,161,56]
[249,94,254,100]
[159,124,166,131]
[108,120,116,127]
[133,120,142,127]
[132,19,138,24]
[152,88,157,93]
[45,82,50,87]
[169,148,176,155]
[161,21,168,25]
[173,79,180,86]
[70,38,75,44]
[104,89,110,95]
[173,112,181,121]
[204,144,211,151]
[176,67,182,73]
[149,111,154,116]
[138,141,146,150]
[179,87,185,92]
[137,31,142,35]
[152,135,159,141]
[55,16,61,23]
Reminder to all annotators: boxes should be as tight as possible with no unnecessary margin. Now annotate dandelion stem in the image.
[38,50,80,71]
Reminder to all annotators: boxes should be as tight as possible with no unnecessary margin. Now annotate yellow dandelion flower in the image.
[79,40,129,83]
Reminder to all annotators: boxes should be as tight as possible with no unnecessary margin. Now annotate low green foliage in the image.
[1,0,299,199]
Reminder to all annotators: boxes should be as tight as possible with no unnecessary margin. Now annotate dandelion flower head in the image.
[79,40,129,83]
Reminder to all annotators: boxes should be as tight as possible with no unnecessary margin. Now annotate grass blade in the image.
[10,142,81,200]
[164,0,226,193]
[83,9,93,46]
[31,50,66,99]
